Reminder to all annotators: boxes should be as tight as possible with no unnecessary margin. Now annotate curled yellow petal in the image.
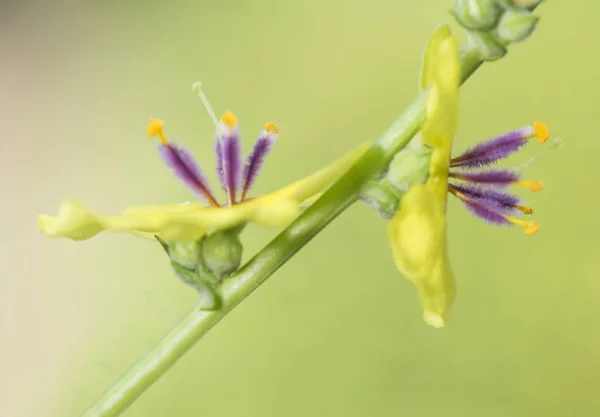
[38,201,210,242]
[38,200,104,241]
[38,141,370,242]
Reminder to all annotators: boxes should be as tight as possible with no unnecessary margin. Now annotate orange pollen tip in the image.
[147,118,168,145]
[505,216,540,235]
[147,118,164,137]
[220,111,238,127]
[264,122,278,134]
[525,222,541,235]
[515,205,534,215]
[533,121,549,143]
[515,180,543,192]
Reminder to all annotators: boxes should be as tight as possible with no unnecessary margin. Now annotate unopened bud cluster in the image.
[452,0,541,61]
[156,227,244,310]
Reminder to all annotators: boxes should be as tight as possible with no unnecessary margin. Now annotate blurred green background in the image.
[2,1,599,416]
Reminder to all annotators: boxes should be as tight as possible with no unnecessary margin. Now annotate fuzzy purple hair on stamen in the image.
[450,169,520,187]
[451,128,531,169]
[158,143,213,200]
[460,197,511,226]
[242,134,275,197]
[222,130,242,201]
[449,183,520,213]
[214,138,226,191]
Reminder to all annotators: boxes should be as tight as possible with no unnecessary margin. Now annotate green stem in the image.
[82,49,482,417]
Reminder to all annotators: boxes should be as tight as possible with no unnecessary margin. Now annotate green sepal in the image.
[385,147,432,191]
[451,0,502,31]
[466,30,508,61]
[510,0,542,10]
[361,145,433,219]
[155,235,202,270]
[496,8,539,43]
[201,226,244,279]
[156,235,223,310]
[155,235,170,254]
[170,261,223,310]
[361,180,404,220]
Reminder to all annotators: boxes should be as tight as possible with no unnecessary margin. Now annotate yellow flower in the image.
[387,25,549,328]
[38,88,369,243]
[387,25,460,328]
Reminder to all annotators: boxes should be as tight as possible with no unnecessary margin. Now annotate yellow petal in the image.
[38,141,371,242]
[420,25,452,92]
[38,201,210,241]
[388,182,455,327]
[260,140,371,204]
[419,24,460,149]
[38,200,104,241]
[38,199,288,242]
[427,147,451,205]
[386,24,460,327]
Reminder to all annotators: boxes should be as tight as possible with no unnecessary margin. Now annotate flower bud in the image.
[166,241,202,270]
[452,0,502,31]
[496,8,538,43]
[467,31,507,61]
[201,229,243,279]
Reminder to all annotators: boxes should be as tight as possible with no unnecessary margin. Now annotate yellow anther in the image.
[147,118,168,145]
[515,205,533,215]
[525,222,540,235]
[533,121,549,144]
[515,180,543,192]
[504,216,540,234]
[220,111,238,127]
[264,122,278,134]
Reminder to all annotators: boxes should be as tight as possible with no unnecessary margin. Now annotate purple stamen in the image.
[449,169,520,187]
[214,138,226,191]
[158,143,219,207]
[220,124,242,204]
[241,129,277,201]
[451,127,534,169]
[449,183,521,214]
[459,196,511,226]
